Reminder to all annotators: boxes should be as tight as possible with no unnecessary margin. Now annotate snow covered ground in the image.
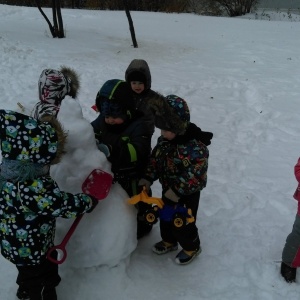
[1,5,300,299]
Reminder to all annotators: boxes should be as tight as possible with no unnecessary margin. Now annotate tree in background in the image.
[36,0,65,38]
[123,0,138,48]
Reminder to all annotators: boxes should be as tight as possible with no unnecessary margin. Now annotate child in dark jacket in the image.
[125,59,155,135]
[91,79,153,239]
[139,94,211,265]
[0,110,98,300]
[281,157,300,282]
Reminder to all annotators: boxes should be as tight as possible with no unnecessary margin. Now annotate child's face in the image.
[105,116,124,125]
[130,81,145,94]
[161,130,176,140]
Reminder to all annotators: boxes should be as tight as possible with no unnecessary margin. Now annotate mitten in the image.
[138,178,152,194]
[199,131,213,146]
[86,196,99,213]
[98,143,111,158]
[164,188,180,203]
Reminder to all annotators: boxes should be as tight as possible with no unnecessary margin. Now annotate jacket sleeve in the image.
[91,114,103,143]
[16,177,95,219]
[142,142,161,183]
[110,120,151,174]
[295,158,300,183]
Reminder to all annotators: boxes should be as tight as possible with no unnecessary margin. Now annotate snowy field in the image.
[1,4,300,300]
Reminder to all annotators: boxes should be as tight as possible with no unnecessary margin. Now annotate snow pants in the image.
[118,177,153,239]
[160,191,201,251]
[16,250,61,300]
[282,201,300,267]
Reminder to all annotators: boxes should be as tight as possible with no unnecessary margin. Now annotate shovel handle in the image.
[47,214,84,264]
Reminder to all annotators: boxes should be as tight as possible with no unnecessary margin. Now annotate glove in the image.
[138,178,152,194]
[86,196,99,213]
[98,143,111,158]
[164,188,180,203]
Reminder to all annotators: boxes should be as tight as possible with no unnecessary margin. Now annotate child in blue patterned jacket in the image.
[0,110,98,300]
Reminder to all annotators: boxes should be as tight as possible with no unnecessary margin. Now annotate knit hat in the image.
[95,79,134,120]
[0,110,66,166]
[147,93,190,135]
[38,66,80,105]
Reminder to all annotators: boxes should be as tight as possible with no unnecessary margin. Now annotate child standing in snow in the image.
[91,79,153,239]
[0,110,98,300]
[138,93,212,265]
[125,59,155,135]
[281,157,300,282]
[32,66,80,119]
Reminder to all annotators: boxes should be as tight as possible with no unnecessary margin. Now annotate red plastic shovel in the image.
[47,169,113,264]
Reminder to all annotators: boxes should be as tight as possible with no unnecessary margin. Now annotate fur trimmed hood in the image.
[38,66,80,104]
[146,91,190,135]
[0,110,67,166]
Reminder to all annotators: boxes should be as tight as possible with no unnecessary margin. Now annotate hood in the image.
[125,59,151,90]
[147,92,190,135]
[0,110,66,166]
[38,66,80,104]
[95,79,135,120]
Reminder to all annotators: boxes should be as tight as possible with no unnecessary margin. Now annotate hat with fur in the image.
[147,92,190,135]
[38,66,80,105]
[95,79,135,120]
[0,110,66,166]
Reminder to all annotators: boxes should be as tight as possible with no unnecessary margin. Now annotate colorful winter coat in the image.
[143,123,209,197]
[0,176,95,266]
[0,110,95,266]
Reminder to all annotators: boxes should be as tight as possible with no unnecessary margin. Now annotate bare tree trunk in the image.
[56,0,65,37]
[52,0,59,37]
[123,0,138,48]
[36,0,65,38]
[36,0,57,37]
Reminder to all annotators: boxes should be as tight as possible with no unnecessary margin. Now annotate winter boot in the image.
[281,262,296,283]
[137,221,153,239]
[152,240,178,255]
[27,286,57,300]
[175,247,202,265]
[16,287,30,300]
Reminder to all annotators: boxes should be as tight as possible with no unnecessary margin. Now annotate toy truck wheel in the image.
[173,213,185,228]
[145,208,158,224]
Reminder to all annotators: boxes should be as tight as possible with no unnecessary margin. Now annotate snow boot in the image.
[16,287,30,300]
[281,262,296,283]
[175,247,202,265]
[152,240,178,255]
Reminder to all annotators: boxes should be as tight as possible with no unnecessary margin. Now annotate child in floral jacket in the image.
[139,94,211,265]
[0,110,97,300]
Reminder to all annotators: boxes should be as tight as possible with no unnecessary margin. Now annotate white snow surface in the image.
[1,5,300,300]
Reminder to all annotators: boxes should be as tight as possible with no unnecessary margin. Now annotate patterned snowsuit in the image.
[0,110,96,299]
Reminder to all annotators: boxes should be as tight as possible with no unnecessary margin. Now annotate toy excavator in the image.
[128,187,195,228]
